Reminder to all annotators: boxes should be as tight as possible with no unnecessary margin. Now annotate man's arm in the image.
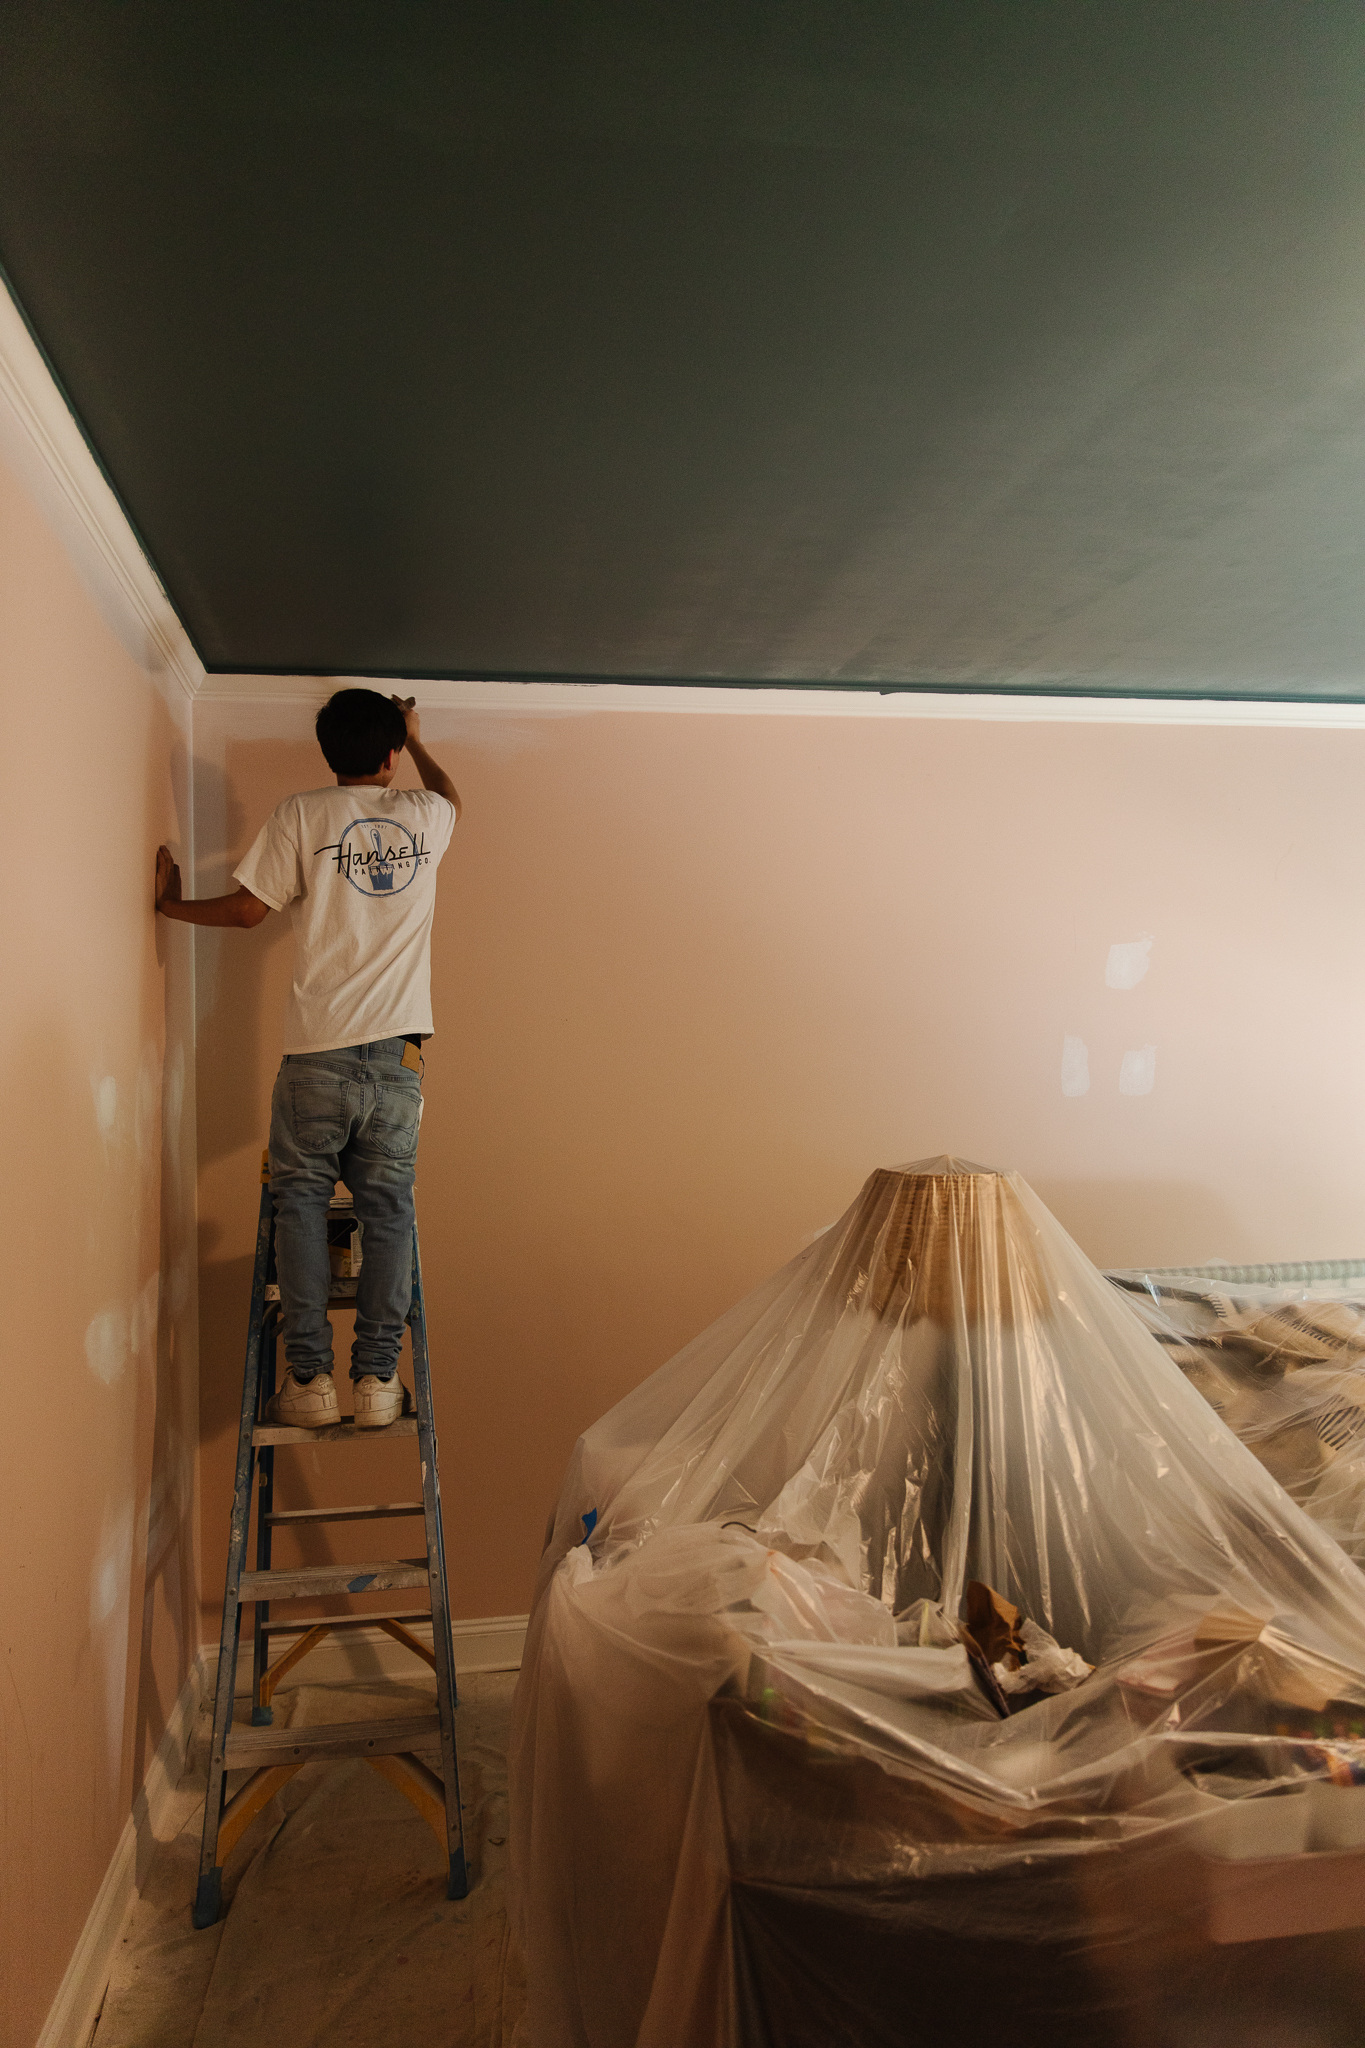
[392,696,461,819]
[154,845,271,927]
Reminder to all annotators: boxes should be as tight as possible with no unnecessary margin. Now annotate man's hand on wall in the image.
[392,694,421,748]
[390,696,461,816]
[154,845,269,927]
[155,844,182,912]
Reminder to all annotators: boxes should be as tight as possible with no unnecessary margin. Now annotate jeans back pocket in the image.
[286,1077,349,1156]
[369,1082,421,1162]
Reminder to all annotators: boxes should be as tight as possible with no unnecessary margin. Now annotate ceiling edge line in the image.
[195,674,1365,729]
[0,273,204,704]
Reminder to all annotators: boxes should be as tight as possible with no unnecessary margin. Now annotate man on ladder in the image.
[155,688,460,1425]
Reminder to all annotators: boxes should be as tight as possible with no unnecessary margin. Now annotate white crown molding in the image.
[0,277,204,703]
[197,671,1365,727]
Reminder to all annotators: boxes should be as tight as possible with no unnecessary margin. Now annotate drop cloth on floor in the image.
[95,1668,526,2048]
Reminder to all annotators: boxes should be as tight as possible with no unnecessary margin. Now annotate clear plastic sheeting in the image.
[1111,1265,1365,1568]
[509,1161,1365,2048]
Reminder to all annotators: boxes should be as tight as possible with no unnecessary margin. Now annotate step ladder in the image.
[193,1154,467,1928]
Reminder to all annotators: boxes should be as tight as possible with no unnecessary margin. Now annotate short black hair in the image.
[315,689,407,776]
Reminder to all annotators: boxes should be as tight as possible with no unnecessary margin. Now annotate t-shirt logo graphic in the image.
[367,827,394,891]
[317,818,430,898]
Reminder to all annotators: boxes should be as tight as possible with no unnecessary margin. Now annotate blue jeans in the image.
[268,1039,423,1382]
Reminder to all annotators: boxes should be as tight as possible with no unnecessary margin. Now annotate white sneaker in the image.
[268,1370,341,1428]
[353,1375,407,1429]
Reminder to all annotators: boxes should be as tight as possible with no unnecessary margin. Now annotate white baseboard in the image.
[214,1612,528,1692]
[35,1649,209,2048]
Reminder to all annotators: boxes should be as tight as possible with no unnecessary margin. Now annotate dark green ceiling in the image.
[3,2,1365,694]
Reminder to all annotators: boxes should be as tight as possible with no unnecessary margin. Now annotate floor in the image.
[94,1669,527,2048]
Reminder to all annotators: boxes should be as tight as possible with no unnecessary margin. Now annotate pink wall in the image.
[0,451,199,2047]
[191,692,1365,1630]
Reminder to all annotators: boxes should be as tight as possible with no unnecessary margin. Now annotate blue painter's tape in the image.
[580,1509,598,1544]
[348,1573,377,1592]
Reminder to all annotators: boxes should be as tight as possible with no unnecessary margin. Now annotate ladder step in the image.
[224,1712,442,1770]
[239,1560,430,1600]
[265,1502,425,1526]
[261,1607,431,1637]
[253,1416,419,1446]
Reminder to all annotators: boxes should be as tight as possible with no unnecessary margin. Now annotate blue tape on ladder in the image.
[347,1573,377,1591]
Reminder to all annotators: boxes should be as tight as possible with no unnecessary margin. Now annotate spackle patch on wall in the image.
[1106,938,1153,990]
[1061,1036,1091,1098]
[86,1306,130,1384]
[1120,1046,1158,1096]
[90,1495,135,1791]
[90,1497,134,1629]
[92,1072,118,1138]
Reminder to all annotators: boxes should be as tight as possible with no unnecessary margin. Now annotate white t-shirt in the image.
[235,785,458,1054]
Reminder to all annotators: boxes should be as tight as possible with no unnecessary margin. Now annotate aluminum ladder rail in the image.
[193,1155,467,1927]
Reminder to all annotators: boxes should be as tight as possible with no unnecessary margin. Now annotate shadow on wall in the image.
[127,689,200,1802]
[196,1247,256,1447]
[194,738,300,1174]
